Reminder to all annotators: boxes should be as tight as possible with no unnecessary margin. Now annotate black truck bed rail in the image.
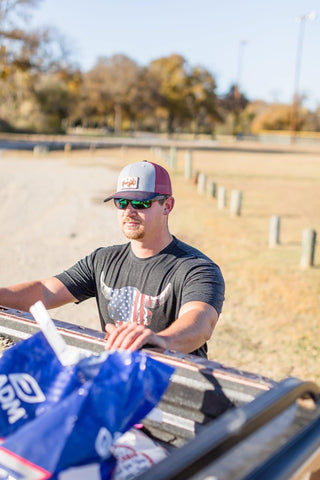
[137,378,320,480]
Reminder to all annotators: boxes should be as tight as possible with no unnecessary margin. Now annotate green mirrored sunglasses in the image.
[114,196,166,210]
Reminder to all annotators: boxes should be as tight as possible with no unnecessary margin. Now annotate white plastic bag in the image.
[111,428,168,480]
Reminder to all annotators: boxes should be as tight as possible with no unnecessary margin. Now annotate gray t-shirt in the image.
[56,237,225,358]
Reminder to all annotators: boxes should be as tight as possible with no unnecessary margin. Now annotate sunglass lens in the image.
[131,200,152,209]
[114,199,128,209]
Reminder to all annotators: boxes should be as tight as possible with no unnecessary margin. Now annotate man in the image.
[0,160,224,357]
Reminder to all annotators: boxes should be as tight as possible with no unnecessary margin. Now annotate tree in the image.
[250,103,307,133]
[74,62,114,128]
[0,0,79,132]
[186,65,222,135]
[220,84,249,135]
[124,66,162,131]
[302,107,320,132]
[34,74,75,133]
[77,55,140,132]
[0,0,72,74]
[149,54,191,134]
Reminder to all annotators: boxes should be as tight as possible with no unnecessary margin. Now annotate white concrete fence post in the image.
[192,170,199,185]
[217,186,227,210]
[206,181,216,198]
[230,190,243,216]
[169,147,177,170]
[197,173,207,195]
[184,150,193,180]
[269,215,281,247]
[300,229,317,268]
[33,145,48,154]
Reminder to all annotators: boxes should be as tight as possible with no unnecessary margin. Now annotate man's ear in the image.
[163,197,175,215]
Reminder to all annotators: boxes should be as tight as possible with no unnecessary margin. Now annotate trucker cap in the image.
[104,160,172,202]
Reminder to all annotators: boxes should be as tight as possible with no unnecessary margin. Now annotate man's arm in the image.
[0,277,78,312]
[104,301,218,353]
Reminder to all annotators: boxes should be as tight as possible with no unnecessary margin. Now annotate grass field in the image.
[3,141,320,384]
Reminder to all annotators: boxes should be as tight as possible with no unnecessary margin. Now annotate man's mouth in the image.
[124,219,140,227]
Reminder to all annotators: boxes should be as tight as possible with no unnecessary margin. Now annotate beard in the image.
[121,221,145,240]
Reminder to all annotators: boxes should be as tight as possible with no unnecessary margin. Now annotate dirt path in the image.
[1,151,125,329]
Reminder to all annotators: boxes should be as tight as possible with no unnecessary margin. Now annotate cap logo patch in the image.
[121,176,138,190]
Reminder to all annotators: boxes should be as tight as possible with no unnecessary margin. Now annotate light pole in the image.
[290,12,316,143]
[234,40,247,101]
[233,40,247,137]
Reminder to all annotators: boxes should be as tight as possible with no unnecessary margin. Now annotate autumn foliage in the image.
[0,1,319,135]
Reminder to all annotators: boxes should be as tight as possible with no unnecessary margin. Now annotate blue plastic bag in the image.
[0,350,174,479]
[0,331,85,439]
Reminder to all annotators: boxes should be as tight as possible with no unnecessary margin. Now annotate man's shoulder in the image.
[170,237,213,263]
[89,243,130,261]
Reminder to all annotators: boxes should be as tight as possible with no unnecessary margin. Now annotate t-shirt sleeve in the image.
[181,260,225,315]
[55,250,100,302]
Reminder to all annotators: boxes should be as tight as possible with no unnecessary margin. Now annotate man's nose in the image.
[124,203,137,214]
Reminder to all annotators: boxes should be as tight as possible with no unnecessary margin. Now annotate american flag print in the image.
[100,272,171,326]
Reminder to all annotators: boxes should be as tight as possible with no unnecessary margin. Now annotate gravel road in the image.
[1,152,125,330]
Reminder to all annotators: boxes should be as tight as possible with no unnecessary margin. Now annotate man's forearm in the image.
[157,316,213,353]
[157,301,218,353]
[0,278,76,312]
[0,281,49,311]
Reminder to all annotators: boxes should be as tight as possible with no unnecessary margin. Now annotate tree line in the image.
[0,0,319,136]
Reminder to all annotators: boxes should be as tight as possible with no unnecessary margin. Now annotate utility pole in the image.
[233,40,247,137]
[234,40,247,102]
[290,12,316,144]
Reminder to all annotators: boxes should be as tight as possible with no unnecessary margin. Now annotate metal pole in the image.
[236,40,247,94]
[290,12,316,144]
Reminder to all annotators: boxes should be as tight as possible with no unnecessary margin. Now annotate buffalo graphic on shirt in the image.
[100,272,171,326]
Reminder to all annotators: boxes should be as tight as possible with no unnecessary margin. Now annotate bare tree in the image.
[0,0,79,132]
[0,0,75,75]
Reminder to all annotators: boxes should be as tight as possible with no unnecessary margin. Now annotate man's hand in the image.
[104,323,168,351]
[104,302,218,354]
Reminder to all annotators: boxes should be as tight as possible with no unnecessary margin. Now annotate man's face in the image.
[116,197,172,241]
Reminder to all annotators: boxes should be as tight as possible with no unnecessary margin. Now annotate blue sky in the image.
[30,0,320,110]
